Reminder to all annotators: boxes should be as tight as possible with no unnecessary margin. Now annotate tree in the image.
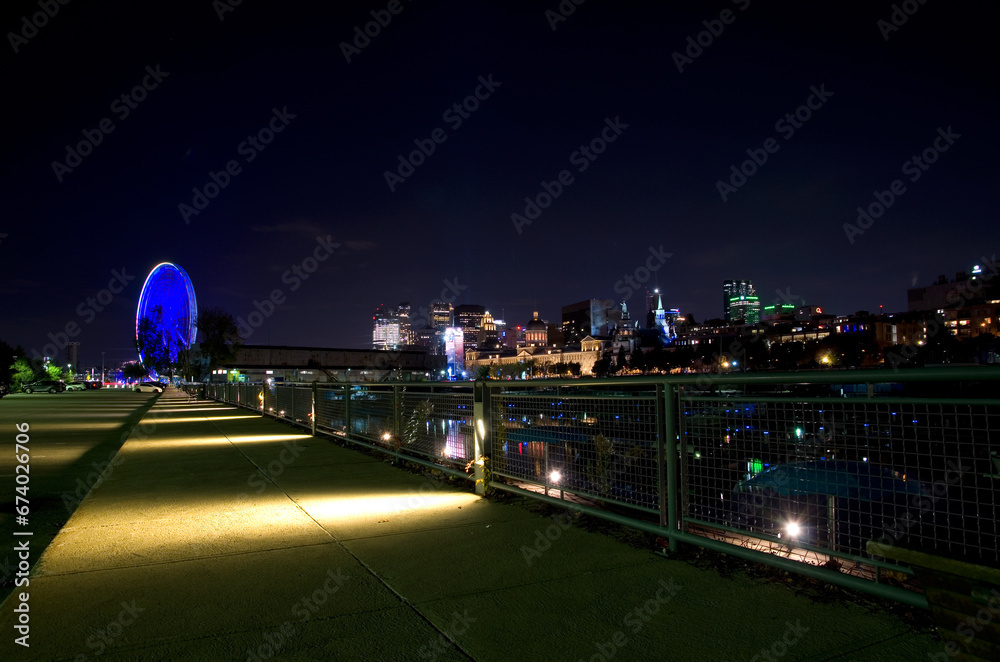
[122,362,149,381]
[45,363,71,381]
[630,347,647,374]
[475,365,492,380]
[10,357,39,391]
[195,307,242,376]
[136,305,172,377]
[592,356,612,377]
[0,340,18,390]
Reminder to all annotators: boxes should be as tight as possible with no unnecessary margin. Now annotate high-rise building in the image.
[454,304,487,352]
[562,299,615,342]
[724,280,758,322]
[727,293,761,324]
[431,301,454,329]
[66,342,80,376]
[372,302,414,350]
[412,301,454,355]
[397,302,413,346]
[372,304,401,350]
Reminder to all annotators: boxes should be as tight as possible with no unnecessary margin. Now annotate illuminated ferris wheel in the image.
[135,262,198,365]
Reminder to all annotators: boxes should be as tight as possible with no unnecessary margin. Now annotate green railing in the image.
[204,366,1000,609]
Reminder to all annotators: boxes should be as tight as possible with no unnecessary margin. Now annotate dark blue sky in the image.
[2,0,997,368]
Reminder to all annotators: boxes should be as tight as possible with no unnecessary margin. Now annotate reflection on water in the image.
[439,418,472,460]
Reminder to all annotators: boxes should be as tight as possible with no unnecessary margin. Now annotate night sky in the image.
[2,0,997,369]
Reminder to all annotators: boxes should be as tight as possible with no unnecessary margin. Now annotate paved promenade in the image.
[1,388,941,661]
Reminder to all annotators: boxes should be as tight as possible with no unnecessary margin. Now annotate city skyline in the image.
[2,1,997,368]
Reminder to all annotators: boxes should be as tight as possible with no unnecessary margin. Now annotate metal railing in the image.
[203,367,1000,608]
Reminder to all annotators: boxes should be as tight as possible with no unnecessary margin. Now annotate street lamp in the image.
[101,352,105,383]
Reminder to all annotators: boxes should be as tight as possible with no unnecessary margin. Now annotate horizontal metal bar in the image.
[322,431,473,482]
[493,392,657,401]
[489,481,929,610]
[681,516,917,575]
[681,395,1000,406]
[491,472,660,515]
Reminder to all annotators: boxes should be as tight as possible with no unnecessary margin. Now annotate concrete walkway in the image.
[1,388,942,661]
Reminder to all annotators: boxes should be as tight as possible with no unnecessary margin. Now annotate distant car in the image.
[23,380,66,394]
[65,381,87,391]
[85,381,103,389]
[135,381,164,393]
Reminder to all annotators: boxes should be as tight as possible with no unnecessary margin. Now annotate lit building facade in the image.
[525,311,547,346]
[454,304,487,352]
[723,280,756,322]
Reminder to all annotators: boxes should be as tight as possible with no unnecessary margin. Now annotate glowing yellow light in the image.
[226,434,312,444]
[307,492,478,520]
[152,415,259,424]
[151,407,239,414]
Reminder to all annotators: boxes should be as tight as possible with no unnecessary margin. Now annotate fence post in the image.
[344,383,352,439]
[663,381,679,552]
[312,382,318,436]
[473,381,488,496]
[392,384,401,442]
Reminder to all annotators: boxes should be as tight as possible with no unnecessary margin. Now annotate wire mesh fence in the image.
[203,369,1000,598]
[679,384,1000,572]
[399,385,475,462]
[348,384,395,443]
[315,384,348,434]
[488,382,662,513]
